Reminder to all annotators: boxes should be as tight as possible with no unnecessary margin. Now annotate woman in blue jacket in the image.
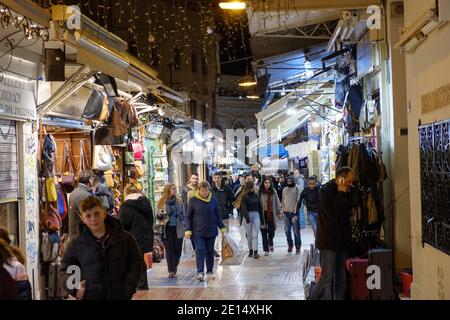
[185,181,226,282]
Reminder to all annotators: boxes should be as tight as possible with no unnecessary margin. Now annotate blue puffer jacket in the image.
[185,191,225,237]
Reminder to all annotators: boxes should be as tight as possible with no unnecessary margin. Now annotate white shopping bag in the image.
[223,233,239,256]
[181,237,194,259]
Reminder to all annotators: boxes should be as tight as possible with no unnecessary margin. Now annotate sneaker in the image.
[269,246,274,252]
[249,250,254,258]
[206,272,215,280]
[288,246,293,253]
[196,273,205,282]
[264,251,269,256]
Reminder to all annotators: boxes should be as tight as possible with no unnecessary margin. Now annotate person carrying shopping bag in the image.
[184,181,226,282]
[156,184,185,278]
[235,181,263,259]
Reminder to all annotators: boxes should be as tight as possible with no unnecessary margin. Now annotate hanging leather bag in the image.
[82,89,104,120]
[94,126,125,145]
[60,142,75,193]
[93,145,114,171]
[77,140,90,176]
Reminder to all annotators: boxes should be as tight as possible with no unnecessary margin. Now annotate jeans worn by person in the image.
[308,211,318,239]
[244,211,260,251]
[299,204,306,229]
[284,212,301,248]
[193,235,216,275]
[260,220,276,252]
[310,250,347,300]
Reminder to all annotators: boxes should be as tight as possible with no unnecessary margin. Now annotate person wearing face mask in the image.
[259,177,282,256]
[68,172,94,242]
[309,167,354,300]
[281,176,302,254]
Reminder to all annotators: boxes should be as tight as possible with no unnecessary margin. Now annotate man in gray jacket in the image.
[68,172,94,242]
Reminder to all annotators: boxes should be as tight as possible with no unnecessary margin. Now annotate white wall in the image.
[404,0,450,300]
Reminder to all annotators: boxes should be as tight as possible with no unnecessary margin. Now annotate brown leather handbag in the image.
[60,141,76,193]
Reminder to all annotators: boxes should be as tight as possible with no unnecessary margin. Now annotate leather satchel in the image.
[134,160,144,178]
[60,142,75,193]
[82,90,105,120]
[94,126,125,145]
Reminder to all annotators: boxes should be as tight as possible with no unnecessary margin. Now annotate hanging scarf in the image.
[263,189,274,223]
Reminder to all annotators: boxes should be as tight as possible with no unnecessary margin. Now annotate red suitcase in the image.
[346,258,369,300]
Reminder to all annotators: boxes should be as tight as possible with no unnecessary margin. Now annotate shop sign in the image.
[0,73,37,121]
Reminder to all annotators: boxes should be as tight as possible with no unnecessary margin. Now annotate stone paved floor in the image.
[134,215,315,300]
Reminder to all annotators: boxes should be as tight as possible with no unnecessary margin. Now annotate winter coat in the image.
[60,215,143,300]
[211,183,235,220]
[68,183,93,241]
[240,192,263,224]
[185,191,225,237]
[259,191,281,229]
[0,266,17,300]
[316,180,353,252]
[282,185,301,213]
[296,186,320,213]
[119,195,154,254]
[164,197,185,239]
[274,183,284,203]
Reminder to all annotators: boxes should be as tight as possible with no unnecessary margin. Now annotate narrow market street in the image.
[135,217,315,300]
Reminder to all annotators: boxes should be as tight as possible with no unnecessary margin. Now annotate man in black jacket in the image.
[296,176,320,238]
[60,196,143,300]
[211,173,235,257]
[310,167,354,300]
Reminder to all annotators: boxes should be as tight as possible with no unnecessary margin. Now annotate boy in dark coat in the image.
[60,196,143,300]
[185,181,226,282]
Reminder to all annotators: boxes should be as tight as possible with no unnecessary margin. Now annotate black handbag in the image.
[82,90,104,120]
[94,126,125,145]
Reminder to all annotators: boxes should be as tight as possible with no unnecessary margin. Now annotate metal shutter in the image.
[0,119,18,201]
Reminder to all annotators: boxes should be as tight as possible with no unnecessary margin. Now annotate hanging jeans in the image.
[284,212,301,248]
[244,211,260,252]
[193,235,216,274]
[163,226,183,274]
[260,219,276,253]
[310,250,347,300]
[308,212,318,239]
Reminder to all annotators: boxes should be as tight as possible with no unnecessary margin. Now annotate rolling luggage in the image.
[47,258,66,300]
[346,258,369,300]
[368,248,397,300]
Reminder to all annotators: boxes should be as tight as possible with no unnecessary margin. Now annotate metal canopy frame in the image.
[256,20,338,40]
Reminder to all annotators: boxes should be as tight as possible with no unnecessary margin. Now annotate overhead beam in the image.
[0,0,51,27]
[251,0,381,12]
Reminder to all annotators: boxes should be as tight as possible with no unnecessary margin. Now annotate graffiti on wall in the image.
[26,241,37,266]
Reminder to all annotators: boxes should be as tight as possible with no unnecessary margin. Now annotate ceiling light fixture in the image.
[239,74,257,87]
[219,1,246,10]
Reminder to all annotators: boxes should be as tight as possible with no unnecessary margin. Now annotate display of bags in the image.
[125,151,135,165]
[92,145,114,171]
[99,95,111,122]
[57,187,68,219]
[45,177,58,202]
[131,140,144,160]
[45,202,62,232]
[60,141,75,193]
[42,134,56,178]
[104,170,115,188]
[111,97,139,136]
[82,89,105,120]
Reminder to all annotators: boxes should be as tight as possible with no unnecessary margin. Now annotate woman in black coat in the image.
[119,186,154,290]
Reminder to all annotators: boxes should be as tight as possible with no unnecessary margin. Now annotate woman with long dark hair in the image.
[235,181,263,259]
[259,177,282,256]
[156,183,185,278]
